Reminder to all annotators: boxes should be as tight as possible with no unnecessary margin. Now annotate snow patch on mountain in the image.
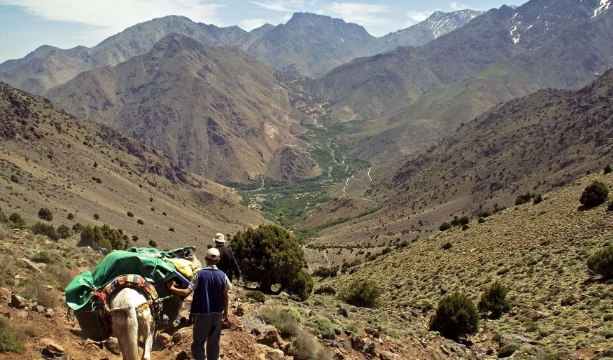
[594,0,611,17]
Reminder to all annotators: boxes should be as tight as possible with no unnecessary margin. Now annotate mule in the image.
[109,287,155,360]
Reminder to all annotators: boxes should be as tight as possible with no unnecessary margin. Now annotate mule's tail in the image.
[110,306,140,360]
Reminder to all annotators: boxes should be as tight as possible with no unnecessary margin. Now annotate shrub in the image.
[478,281,511,319]
[439,222,451,231]
[57,224,72,239]
[306,315,340,339]
[127,211,134,217]
[78,224,128,251]
[67,213,75,220]
[93,213,100,220]
[9,175,19,183]
[8,213,27,229]
[37,207,53,221]
[288,330,328,360]
[137,219,144,225]
[20,278,56,308]
[313,266,339,279]
[340,279,381,308]
[498,343,520,358]
[287,268,314,301]
[31,222,59,241]
[605,164,612,175]
[0,318,24,354]
[132,235,139,242]
[442,242,453,250]
[314,285,336,295]
[533,194,543,205]
[587,244,613,279]
[169,227,174,232]
[230,224,310,296]
[260,307,301,337]
[515,193,535,205]
[148,240,157,248]
[580,181,609,207]
[608,201,613,212]
[245,291,266,303]
[72,223,83,233]
[461,224,469,231]
[429,292,479,339]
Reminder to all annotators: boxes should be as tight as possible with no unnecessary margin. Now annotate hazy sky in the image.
[0,0,527,63]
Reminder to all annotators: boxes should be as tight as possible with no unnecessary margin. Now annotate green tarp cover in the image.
[65,249,178,310]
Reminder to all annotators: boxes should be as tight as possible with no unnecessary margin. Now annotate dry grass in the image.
[322,172,613,356]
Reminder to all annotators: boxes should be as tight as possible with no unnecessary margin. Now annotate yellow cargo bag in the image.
[167,258,197,279]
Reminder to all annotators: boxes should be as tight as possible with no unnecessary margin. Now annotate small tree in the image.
[31,222,59,241]
[127,211,134,217]
[580,181,609,207]
[8,213,27,229]
[429,292,479,339]
[93,213,100,220]
[37,207,53,221]
[439,222,451,231]
[137,219,144,225]
[340,279,382,308]
[587,244,613,279]
[229,224,310,296]
[67,213,75,220]
[478,281,511,319]
[56,224,72,239]
[148,240,158,248]
[287,268,314,301]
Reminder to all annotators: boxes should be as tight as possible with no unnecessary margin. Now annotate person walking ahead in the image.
[167,247,231,360]
[214,233,241,283]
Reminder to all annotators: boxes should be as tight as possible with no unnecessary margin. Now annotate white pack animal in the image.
[108,254,201,359]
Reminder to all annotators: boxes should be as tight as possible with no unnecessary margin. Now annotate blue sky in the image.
[0,0,527,63]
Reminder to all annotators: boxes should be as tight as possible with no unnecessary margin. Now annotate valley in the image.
[1,0,613,359]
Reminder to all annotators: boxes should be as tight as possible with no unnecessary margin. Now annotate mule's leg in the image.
[139,309,155,360]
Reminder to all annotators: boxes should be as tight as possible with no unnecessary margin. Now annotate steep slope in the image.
[319,171,613,358]
[314,0,611,123]
[378,10,484,52]
[0,11,483,94]
[0,81,268,250]
[303,69,613,249]
[45,34,314,183]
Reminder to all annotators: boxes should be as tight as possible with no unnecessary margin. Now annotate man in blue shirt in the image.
[167,247,232,360]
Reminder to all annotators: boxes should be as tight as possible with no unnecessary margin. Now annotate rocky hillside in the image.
[0,81,267,251]
[44,34,315,183]
[0,10,482,94]
[320,170,613,359]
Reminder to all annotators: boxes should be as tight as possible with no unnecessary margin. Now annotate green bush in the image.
[245,291,266,303]
[587,244,613,279]
[137,219,144,225]
[287,268,314,301]
[8,213,27,229]
[37,207,53,221]
[259,307,300,337]
[78,224,128,250]
[56,224,72,239]
[127,211,134,217]
[608,201,613,212]
[605,164,612,175]
[93,213,100,220]
[67,213,75,220]
[0,318,24,354]
[478,281,511,319]
[515,193,535,206]
[439,222,451,231]
[340,279,381,308]
[314,285,336,295]
[230,224,310,296]
[288,331,328,360]
[306,315,340,339]
[580,181,609,207]
[148,240,157,248]
[533,194,543,205]
[31,222,59,241]
[442,242,453,250]
[498,343,519,358]
[313,266,339,278]
[429,292,479,339]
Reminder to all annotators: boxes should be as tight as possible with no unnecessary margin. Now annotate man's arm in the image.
[223,289,229,321]
[166,281,193,297]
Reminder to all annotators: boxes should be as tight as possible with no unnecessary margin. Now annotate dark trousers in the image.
[191,313,223,360]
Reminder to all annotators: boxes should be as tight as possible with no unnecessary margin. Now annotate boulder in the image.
[351,335,365,352]
[379,350,401,360]
[257,326,283,347]
[10,293,27,308]
[157,333,172,349]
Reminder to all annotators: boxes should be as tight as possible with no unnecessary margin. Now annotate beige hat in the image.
[214,232,225,243]
[206,247,221,261]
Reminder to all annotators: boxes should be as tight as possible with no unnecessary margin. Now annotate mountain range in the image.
[0,10,482,95]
